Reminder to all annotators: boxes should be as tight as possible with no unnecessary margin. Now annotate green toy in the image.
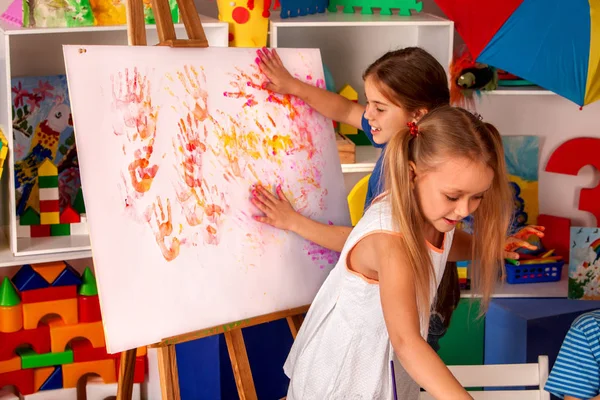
[328,0,422,16]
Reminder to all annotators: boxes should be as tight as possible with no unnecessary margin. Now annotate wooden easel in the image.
[114,1,308,398]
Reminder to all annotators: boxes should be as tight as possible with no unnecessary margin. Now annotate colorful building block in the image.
[79,267,98,296]
[22,298,78,330]
[38,159,57,177]
[40,213,59,225]
[23,387,76,399]
[49,319,105,353]
[38,175,58,189]
[62,359,117,388]
[19,208,40,226]
[21,285,77,304]
[0,325,50,360]
[17,348,73,369]
[51,264,82,287]
[16,223,31,238]
[30,225,51,238]
[31,261,66,285]
[33,367,54,391]
[115,355,147,384]
[39,200,59,213]
[0,368,34,395]
[0,277,22,333]
[50,224,70,236]
[39,366,62,391]
[338,84,358,135]
[71,340,116,363]
[0,356,21,374]
[60,206,80,224]
[85,376,141,400]
[11,265,49,292]
[78,295,101,323]
[39,187,59,202]
[74,188,86,214]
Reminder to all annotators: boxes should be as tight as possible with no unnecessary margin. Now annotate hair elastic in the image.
[407,121,419,137]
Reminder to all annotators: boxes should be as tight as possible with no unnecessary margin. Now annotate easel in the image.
[114,1,308,398]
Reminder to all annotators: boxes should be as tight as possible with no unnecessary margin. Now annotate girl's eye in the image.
[376,108,384,112]
[474,195,484,201]
[445,195,458,202]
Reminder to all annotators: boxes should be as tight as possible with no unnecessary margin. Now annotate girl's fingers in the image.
[505,251,519,260]
[257,185,279,204]
[251,196,272,212]
[253,215,271,225]
[272,49,284,67]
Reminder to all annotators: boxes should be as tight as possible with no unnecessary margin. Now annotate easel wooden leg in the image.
[158,345,181,400]
[224,330,258,400]
[286,315,304,339]
[116,349,137,400]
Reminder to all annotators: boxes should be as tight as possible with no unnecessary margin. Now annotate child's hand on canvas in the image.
[251,184,299,231]
[256,48,298,95]
[504,225,545,259]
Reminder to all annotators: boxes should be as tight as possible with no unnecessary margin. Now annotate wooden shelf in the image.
[341,145,380,173]
[0,229,92,268]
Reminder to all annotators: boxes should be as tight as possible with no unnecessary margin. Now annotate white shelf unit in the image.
[486,86,554,96]
[0,15,229,263]
[270,13,453,177]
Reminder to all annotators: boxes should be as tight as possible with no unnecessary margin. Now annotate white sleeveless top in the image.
[284,198,454,399]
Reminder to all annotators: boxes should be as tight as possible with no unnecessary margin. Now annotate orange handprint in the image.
[146,196,180,262]
[111,67,158,141]
[176,65,209,122]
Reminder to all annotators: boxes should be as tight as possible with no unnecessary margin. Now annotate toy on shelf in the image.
[0,262,148,398]
[279,0,327,18]
[449,47,498,108]
[456,261,470,290]
[327,0,422,16]
[504,234,565,285]
[217,0,270,47]
[338,84,358,135]
[0,128,7,179]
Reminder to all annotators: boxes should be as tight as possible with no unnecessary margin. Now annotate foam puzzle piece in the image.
[0,325,50,361]
[22,298,78,330]
[62,359,117,388]
[11,265,49,292]
[279,0,327,18]
[21,285,77,304]
[85,376,141,400]
[328,0,422,15]
[39,366,62,391]
[51,264,82,287]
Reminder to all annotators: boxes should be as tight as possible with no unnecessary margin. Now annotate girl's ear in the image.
[413,108,428,122]
[408,161,418,186]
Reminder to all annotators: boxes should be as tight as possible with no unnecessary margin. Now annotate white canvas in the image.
[63,45,350,353]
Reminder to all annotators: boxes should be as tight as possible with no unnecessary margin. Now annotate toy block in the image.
[60,206,80,224]
[62,359,116,388]
[40,212,59,225]
[30,225,51,238]
[22,298,78,330]
[50,223,70,236]
[79,267,98,296]
[38,175,58,189]
[0,325,50,361]
[0,356,20,374]
[49,319,105,353]
[0,277,21,307]
[0,368,34,395]
[86,376,141,400]
[0,388,19,400]
[31,261,66,285]
[17,223,31,238]
[78,295,101,323]
[39,187,59,202]
[23,387,77,399]
[11,265,49,291]
[71,340,116,363]
[339,84,358,101]
[21,285,77,304]
[51,264,81,287]
[115,355,146,384]
[19,208,40,226]
[38,159,57,177]
[74,188,86,214]
[39,366,62,391]
[0,305,23,333]
[70,220,88,235]
[39,200,59,213]
[33,366,53,391]
[17,348,73,369]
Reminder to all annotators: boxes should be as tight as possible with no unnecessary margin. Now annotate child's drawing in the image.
[12,75,80,217]
[64,46,350,352]
[568,227,600,300]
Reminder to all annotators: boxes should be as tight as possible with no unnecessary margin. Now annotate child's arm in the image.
[251,184,352,252]
[256,48,365,130]
[350,234,472,399]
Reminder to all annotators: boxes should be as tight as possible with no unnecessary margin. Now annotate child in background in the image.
[253,46,459,348]
[273,106,531,399]
[545,310,600,400]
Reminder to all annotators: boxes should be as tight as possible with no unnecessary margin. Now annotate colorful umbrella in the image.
[435,0,600,107]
